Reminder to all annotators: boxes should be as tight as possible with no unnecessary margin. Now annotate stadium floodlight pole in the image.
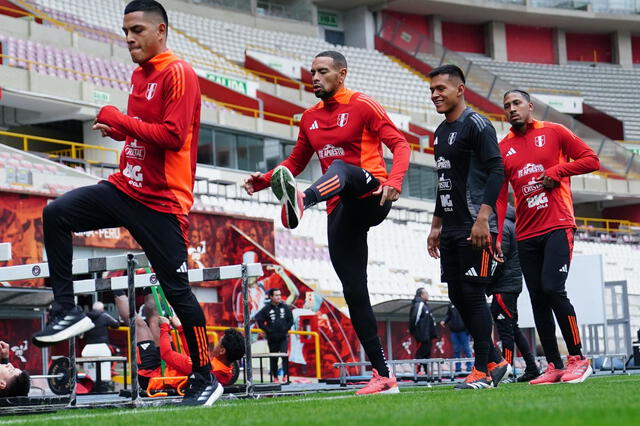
[127,253,139,403]
[242,262,254,397]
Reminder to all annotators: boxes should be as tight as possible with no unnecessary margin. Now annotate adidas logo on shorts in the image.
[465,267,478,277]
[559,264,568,273]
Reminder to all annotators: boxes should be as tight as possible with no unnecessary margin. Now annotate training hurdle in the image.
[0,252,263,410]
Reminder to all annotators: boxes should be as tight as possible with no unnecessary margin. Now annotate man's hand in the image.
[169,316,182,329]
[92,121,113,138]
[493,241,504,263]
[536,172,560,189]
[158,316,170,326]
[372,185,400,206]
[243,172,264,196]
[427,227,441,259]
[469,216,491,250]
[0,341,9,359]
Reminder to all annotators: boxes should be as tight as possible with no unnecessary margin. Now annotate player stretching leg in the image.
[426,65,510,390]
[32,1,220,405]
[244,51,410,395]
[497,90,599,385]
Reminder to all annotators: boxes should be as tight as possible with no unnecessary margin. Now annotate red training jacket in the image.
[99,50,201,216]
[254,87,410,214]
[496,120,600,242]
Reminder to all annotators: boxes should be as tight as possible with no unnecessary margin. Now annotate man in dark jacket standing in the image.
[441,303,472,373]
[81,301,119,391]
[409,288,438,374]
[489,205,540,382]
[255,288,294,383]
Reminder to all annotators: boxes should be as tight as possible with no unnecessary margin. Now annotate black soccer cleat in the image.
[181,371,224,406]
[517,369,542,383]
[454,367,493,390]
[32,305,94,347]
[488,359,512,388]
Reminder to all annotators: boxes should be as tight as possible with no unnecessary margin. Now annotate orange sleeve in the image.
[159,323,192,376]
[97,62,198,152]
[357,95,410,192]
[545,124,600,181]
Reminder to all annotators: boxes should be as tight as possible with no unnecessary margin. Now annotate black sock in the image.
[303,188,318,209]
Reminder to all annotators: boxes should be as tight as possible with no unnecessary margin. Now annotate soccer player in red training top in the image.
[243,51,410,395]
[31,1,221,406]
[427,65,511,390]
[496,89,600,385]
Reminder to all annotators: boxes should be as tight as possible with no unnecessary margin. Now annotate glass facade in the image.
[198,124,437,201]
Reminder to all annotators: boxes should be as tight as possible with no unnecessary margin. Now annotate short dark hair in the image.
[124,0,168,26]
[221,329,245,362]
[267,288,281,297]
[503,89,531,102]
[0,370,30,397]
[315,51,348,70]
[428,64,465,84]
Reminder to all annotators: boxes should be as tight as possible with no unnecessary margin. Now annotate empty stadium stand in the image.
[468,57,640,141]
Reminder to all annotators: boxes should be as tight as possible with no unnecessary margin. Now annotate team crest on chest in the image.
[448,132,457,145]
[337,113,349,127]
[534,135,545,147]
[145,83,158,100]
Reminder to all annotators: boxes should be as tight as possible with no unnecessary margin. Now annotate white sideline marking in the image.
[2,391,418,424]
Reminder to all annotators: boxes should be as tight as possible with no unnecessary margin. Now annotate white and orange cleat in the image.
[355,369,400,395]
[561,355,593,384]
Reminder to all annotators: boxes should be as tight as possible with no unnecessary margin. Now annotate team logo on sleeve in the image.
[145,83,158,100]
[534,135,546,147]
[336,113,349,127]
[447,132,457,145]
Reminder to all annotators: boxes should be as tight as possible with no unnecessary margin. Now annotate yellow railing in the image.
[202,95,297,125]
[526,87,583,96]
[0,130,119,164]
[207,325,322,379]
[575,217,640,234]
[246,67,313,90]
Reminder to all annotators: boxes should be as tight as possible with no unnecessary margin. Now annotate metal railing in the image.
[575,216,640,233]
[0,130,119,164]
[378,14,640,178]
[207,325,322,378]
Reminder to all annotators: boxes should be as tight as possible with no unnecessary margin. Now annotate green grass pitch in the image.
[3,375,639,425]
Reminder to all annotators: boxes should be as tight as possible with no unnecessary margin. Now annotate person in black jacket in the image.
[255,288,294,383]
[441,303,472,373]
[81,301,119,390]
[488,204,540,382]
[409,288,438,374]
